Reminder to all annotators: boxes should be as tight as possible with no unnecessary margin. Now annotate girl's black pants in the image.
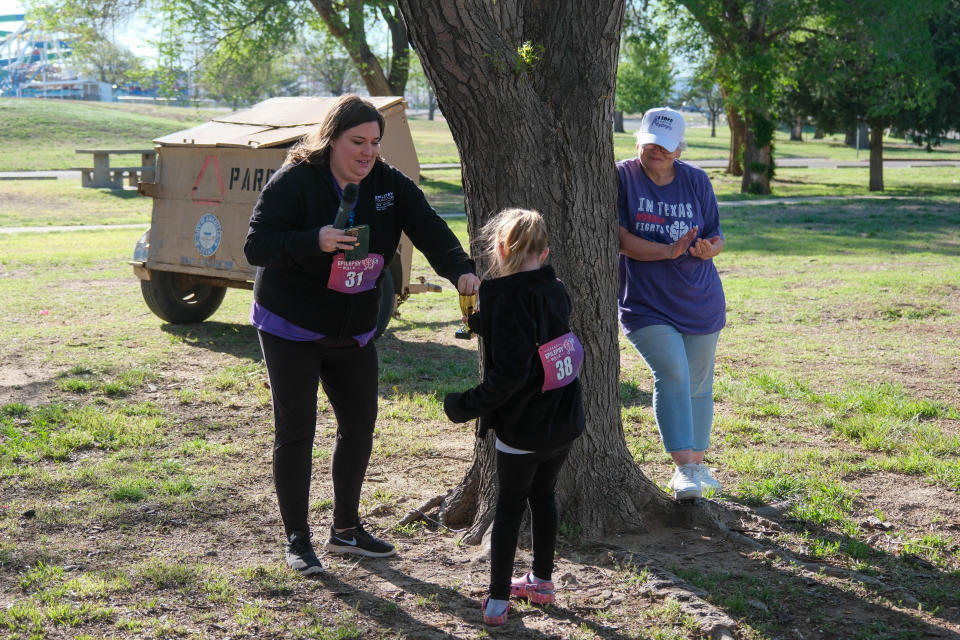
[489,445,570,600]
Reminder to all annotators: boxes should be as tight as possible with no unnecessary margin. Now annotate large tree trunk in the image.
[869,121,885,192]
[397,0,679,542]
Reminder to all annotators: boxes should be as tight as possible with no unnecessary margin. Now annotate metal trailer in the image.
[132,96,439,336]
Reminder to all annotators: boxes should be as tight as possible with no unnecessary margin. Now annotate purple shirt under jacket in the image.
[617,158,726,335]
[251,302,376,347]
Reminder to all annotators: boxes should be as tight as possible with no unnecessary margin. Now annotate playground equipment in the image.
[0,13,91,98]
[132,96,439,337]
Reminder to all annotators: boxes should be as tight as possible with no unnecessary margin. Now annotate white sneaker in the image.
[698,464,722,493]
[668,463,701,500]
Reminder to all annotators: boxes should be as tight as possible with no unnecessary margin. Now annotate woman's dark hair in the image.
[285,94,385,166]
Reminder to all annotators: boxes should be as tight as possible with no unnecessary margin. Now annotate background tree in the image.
[306,0,409,95]
[196,36,298,109]
[614,9,674,133]
[28,0,410,97]
[68,39,143,86]
[903,0,960,151]
[681,58,725,138]
[396,0,687,543]
[404,54,438,119]
[287,23,361,96]
[789,0,943,191]
[669,0,818,193]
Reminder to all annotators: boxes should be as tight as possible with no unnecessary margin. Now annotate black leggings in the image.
[489,445,570,600]
[258,330,379,536]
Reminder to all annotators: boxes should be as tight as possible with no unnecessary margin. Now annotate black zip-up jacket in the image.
[244,159,474,337]
[443,265,585,451]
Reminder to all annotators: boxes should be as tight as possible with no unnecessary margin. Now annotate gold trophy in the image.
[455,293,476,339]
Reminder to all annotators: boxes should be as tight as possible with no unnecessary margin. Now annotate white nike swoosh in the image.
[335,536,357,546]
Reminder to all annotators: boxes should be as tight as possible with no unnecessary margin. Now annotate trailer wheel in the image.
[375,269,396,339]
[140,270,227,324]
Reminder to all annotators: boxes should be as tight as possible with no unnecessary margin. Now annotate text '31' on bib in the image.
[538,332,584,392]
[327,253,385,294]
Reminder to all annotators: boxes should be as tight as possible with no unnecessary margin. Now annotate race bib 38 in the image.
[538,331,584,392]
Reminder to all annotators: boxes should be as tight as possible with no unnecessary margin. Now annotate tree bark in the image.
[397,0,680,541]
[614,110,625,133]
[869,122,884,192]
[725,102,745,176]
[741,109,772,194]
[790,118,803,141]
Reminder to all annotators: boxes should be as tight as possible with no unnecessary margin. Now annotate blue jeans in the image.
[625,325,720,453]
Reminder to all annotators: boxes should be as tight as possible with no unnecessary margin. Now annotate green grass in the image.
[0,98,221,171]
[0,178,152,227]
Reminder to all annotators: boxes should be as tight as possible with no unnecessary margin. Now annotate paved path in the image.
[0,170,79,180]
[2,155,958,182]
[686,158,960,169]
[0,196,903,234]
[0,223,148,234]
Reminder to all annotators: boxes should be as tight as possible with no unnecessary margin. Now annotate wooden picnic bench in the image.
[74,149,157,189]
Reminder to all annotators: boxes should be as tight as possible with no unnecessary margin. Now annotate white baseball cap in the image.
[635,107,685,152]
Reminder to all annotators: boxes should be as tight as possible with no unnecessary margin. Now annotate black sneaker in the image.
[325,522,396,557]
[285,531,325,575]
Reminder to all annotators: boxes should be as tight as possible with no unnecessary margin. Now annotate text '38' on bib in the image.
[538,331,584,392]
[327,252,385,294]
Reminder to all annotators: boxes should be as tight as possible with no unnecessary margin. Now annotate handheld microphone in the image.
[332,182,359,229]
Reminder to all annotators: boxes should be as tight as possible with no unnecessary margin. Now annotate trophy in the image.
[455,293,476,339]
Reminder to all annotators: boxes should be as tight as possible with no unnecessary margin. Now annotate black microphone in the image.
[332,182,359,229]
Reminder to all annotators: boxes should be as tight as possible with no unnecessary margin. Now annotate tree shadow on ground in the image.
[339,562,641,639]
[612,497,960,639]
[160,321,263,361]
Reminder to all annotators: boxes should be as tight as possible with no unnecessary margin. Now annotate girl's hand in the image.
[689,235,724,260]
[318,225,358,253]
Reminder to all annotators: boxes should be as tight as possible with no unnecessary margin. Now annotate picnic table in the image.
[74,149,157,189]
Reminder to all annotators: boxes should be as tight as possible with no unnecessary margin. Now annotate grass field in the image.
[1,97,959,639]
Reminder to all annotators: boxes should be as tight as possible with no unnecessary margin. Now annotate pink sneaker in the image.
[510,573,555,604]
[482,597,510,626]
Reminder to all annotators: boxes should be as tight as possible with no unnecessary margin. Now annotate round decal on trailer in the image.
[194,214,222,257]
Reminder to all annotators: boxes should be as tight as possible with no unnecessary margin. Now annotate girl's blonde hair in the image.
[481,208,549,278]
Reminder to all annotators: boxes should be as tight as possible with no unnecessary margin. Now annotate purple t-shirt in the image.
[617,158,726,335]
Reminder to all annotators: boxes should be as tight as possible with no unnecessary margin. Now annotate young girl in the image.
[444,208,585,626]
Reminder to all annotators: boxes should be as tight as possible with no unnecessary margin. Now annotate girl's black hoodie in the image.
[443,265,585,451]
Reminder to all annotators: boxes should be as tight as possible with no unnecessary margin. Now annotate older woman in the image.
[617,107,726,501]
[245,95,480,573]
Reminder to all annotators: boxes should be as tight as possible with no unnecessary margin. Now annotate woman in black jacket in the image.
[245,95,479,574]
[444,208,585,626]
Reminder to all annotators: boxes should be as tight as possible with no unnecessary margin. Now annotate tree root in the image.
[600,543,739,640]
[396,493,447,527]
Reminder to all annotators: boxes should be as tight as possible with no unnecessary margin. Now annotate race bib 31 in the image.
[327,252,385,294]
